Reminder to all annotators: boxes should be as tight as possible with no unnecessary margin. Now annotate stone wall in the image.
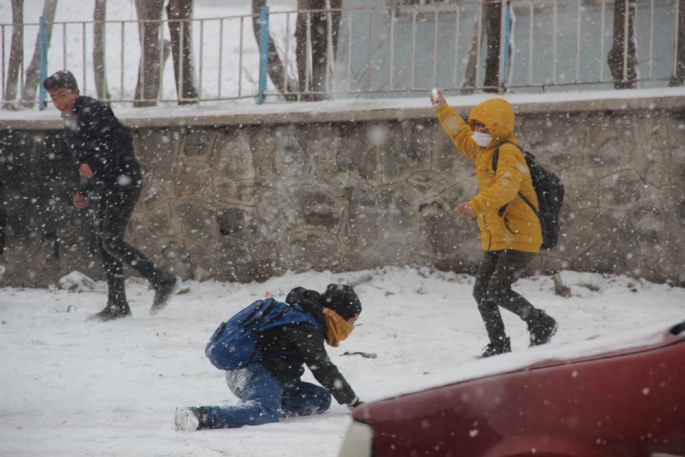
[1,94,684,287]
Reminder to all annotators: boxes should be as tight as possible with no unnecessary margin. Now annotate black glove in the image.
[347,396,364,411]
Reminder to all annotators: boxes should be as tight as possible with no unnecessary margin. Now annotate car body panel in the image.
[348,321,685,457]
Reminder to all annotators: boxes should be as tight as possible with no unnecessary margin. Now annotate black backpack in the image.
[492,141,564,250]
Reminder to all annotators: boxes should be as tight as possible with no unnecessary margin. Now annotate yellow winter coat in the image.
[436,98,542,253]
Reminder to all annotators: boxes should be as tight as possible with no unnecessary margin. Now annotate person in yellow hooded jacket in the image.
[430,89,558,358]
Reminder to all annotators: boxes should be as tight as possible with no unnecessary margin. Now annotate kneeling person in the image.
[175,284,364,431]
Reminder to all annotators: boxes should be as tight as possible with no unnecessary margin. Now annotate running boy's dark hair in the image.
[43,70,79,92]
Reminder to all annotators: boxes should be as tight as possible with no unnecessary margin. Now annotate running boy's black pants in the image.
[96,186,163,305]
[473,249,537,343]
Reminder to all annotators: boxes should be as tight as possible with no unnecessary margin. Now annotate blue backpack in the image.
[205,298,322,371]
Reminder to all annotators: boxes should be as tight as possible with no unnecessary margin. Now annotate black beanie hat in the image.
[321,284,362,320]
[43,70,79,92]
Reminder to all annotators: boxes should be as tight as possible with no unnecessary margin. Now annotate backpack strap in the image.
[263,303,292,327]
[492,141,538,217]
[210,299,276,343]
[247,302,322,365]
[238,298,276,327]
[246,300,294,366]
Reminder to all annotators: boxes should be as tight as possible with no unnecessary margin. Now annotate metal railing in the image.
[0,0,680,109]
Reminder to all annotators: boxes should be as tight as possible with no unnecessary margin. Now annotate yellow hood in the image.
[467,98,515,143]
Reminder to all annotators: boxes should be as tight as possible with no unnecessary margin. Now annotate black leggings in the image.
[96,186,162,304]
[473,250,536,343]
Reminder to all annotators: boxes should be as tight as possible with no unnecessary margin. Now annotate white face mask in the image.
[472,131,493,148]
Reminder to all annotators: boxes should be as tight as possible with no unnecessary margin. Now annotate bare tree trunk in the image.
[482,0,501,93]
[135,40,172,104]
[252,0,299,101]
[461,6,484,95]
[669,0,685,86]
[296,0,308,96]
[166,0,199,104]
[3,0,24,111]
[295,0,342,101]
[21,0,58,108]
[329,1,343,57]
[93,0,111,101]
[134,0,166,107]
[608,0,638,89]
[307,1,329,97]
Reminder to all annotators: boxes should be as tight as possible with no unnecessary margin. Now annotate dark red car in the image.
[338,320,685,457]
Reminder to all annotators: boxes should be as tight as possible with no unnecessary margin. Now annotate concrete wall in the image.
[1,93,684,287]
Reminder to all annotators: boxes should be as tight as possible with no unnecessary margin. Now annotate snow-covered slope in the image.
[1,267,683,457]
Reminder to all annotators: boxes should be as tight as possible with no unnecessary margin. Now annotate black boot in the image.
[527,309,559,347]
[150,272,179,315]
[87,300,131,322]
[478,336,511,358]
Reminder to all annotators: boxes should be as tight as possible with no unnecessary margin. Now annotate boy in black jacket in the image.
[44,70,178,322]
[175,284,365,431]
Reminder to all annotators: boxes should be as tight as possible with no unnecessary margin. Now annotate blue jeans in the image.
[203,363,332,429]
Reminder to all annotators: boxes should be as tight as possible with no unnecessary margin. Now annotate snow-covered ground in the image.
[1,267,684,457]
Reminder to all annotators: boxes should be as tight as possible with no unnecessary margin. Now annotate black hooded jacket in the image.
[256,288,357,405]
[61,96,142,195]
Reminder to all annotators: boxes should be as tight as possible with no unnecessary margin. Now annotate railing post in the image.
[39,15,49,110]
[257,5,270,105]
[500,0,512,91]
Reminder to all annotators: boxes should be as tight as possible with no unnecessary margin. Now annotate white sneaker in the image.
[174,407,201,432]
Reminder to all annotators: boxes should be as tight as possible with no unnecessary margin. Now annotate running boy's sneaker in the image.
[87,301,132,322]
[150,274,180,315]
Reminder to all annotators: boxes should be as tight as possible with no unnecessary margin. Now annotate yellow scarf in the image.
[324,309,355,347]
